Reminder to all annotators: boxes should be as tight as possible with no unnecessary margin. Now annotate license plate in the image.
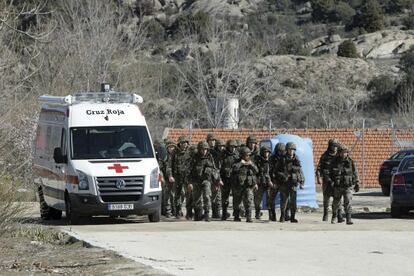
[108,204,134,211]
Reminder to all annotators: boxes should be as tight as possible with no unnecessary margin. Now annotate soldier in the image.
[330,145,360,225]
[269,142,286,221]
[316,139,344,222]
[254,146,273,220]
[167,135,193,220]
[206,133,222,219]
[162,139,176,218]
[189,141,220,222]
[220,140,239,220]
[246,135,260,160]
[276,142,304,223]
[232,147,259,223]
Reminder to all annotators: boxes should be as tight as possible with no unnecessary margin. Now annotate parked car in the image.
[390,155,414,218]
[379,149,414,196]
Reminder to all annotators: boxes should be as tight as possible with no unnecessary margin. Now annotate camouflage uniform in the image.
[207,134,223,219]
[269,142,286,221]
[254,146,273,220]
[220,140,239,220]
[161,139,176,217]
[168,136,193,219]
[232,147,259,223]
[330,145,360,225]
[246,135,260,161]
[276,142,304,223]
[316,139,344,222]
[189,141,217,221]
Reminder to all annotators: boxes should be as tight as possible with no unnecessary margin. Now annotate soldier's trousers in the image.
[279,185,297,217]
[267,186,278,210]
[233,186,254,216]
[162,181,174,216]
[221,177,232,212]
[254,184,270,211]
[193,180,212,214]
[332,187,352,215]
[323,181,343,214]
[174,175,192,215]
[211,184,222,215]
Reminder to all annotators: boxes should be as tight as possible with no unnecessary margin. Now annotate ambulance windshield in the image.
[71,126,154,159]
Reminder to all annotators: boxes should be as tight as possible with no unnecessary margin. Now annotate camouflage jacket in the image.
[220,150,239,179]
[276,154,305,187]
[316,150,337,184]
[330,156,359,188]
[189,152,218,184]
[255,155,272,187]
[168,147,192,178]
[210,147,223,171]
[270,153,284,185]
[232,160,259,188]
[162,151,174,179]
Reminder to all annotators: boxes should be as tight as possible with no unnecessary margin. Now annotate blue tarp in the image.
[260,134,319,209]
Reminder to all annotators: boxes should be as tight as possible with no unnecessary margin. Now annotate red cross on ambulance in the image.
[108,164,129,173]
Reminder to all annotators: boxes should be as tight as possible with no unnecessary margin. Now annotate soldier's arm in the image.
[352,159,360,184]
[316,155,324,177]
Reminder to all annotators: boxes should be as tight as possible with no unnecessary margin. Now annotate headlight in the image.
[150,167,160,189]
[76,170,89,190]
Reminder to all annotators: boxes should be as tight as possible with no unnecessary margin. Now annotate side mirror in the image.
[53,147,67,164]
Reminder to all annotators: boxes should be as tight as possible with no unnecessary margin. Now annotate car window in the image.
[391,151,414,160]
[402,159,414,171]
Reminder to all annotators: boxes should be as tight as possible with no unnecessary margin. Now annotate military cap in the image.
[328,139,340,147]
[260,145,272,155]
[239,146,251,156]
[206,133,217,141]
[246,135,257,144]
[198,141,210,150]
[226,139,237,147]
[235,139,242,147]
[275,142,286,152]
[165,138,176,148]
[339,145,349,153]
[216,139,225,147]
[286,142,297,150]
[178,136,189,144]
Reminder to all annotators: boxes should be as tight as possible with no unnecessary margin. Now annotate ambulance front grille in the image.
[96,176,144,203]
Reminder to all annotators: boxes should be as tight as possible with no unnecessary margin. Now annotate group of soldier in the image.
[157,133,360,225]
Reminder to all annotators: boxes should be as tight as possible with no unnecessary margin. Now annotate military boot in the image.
[175,208,181,219]
[285,209,291,221]
[246,210,253,223]
[279,214,285,223]
[346,213,353,225]
[221,208,228,221]
[331,213,337,224]
[204,212,211,222]
[269,209,276,221]
[337,212,344,223]
[185,208,193,220]
[234,210,241,222]
[255,209,261,220]
[322,207,328,222]
[194,210,203,221]
[290,212,298,223]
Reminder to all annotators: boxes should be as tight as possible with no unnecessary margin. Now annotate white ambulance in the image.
[33,85,161,224]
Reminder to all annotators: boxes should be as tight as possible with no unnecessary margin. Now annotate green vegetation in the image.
[337,40,358,58]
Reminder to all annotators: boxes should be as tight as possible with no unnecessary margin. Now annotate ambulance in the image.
[33,84,161,224]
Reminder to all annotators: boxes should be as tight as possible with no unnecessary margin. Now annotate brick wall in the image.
[165,128,414,188]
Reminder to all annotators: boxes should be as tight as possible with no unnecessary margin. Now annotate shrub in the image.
[332,2,356,25]
[0,176,27,237]
[142,18,165,44]
[311,0,335,22]
[337,40,358,58]
[402,14,414,30]
[399,46,414,74]
[351,0,385,33]
[170,11,212,42]
[367,75,397,108]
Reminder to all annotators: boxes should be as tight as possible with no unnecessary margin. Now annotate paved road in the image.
[58,189,413,276]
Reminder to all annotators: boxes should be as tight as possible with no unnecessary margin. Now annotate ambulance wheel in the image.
[148,208,160,222]
[65,193,80,225]
[38,186,53,220]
